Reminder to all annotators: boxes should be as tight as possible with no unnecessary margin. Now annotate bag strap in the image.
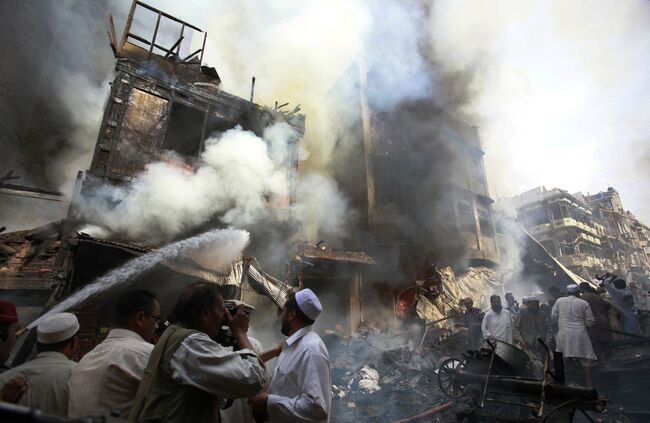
[128,325,178,422]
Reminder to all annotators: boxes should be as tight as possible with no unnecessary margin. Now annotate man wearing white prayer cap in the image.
[0,312,79,416]
[551,284,597,386]
[250,288,331,422]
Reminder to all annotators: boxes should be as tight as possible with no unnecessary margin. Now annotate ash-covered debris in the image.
[331,341,449,422]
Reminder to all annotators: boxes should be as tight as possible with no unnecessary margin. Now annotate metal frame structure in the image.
[115,0,208,64]
[437,340,606,422]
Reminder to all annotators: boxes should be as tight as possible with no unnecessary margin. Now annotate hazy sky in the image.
[431,0,650,222]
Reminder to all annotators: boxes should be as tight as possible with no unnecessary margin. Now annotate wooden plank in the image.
[0,278,57,290]
[119,0,138,55]
[0,186,64,202]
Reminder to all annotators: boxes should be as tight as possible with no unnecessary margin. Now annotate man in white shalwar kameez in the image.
[551,284,597,386]
[249,289,331,423]
[482,295,514,344]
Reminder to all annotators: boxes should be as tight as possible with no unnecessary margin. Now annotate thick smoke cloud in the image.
[78,124,349,244]
[0,1,113,193]
[0,1,115,231]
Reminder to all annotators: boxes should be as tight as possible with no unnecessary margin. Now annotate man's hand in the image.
[226,307,251,335]
[248,392,269,413]
[0,376,28,403]
[259,344,283,363]
[224,306,255,351]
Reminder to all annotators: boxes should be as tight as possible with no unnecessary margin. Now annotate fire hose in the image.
[390,401,454,423]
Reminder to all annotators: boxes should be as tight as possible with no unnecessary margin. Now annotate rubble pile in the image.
[331,345,449,422]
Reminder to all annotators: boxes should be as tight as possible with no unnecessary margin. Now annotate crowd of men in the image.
[461,273,645,386]
[0,284,332,422]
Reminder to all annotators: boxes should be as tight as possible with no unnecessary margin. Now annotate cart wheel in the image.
[437,358,466,398]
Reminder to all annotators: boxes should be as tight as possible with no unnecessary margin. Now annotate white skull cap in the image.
[295,288,323,321]
[566,284,579,293]
[37,312,79,344]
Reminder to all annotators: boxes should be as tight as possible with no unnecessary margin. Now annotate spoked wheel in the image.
[437,358,466,398]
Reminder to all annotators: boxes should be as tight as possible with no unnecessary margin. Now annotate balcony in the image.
[557,254,603,269]
[552,218,599,236]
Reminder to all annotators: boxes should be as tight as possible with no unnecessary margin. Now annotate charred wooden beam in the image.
[164,35,185,58]
[0,184,64,202]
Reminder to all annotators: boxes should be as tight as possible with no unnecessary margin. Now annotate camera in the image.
[214,300,255,350]
[215,303,240,350]
[225,302,238,317]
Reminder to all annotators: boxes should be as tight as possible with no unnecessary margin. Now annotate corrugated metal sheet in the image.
[296,242,375,265]
[246,263,292,308]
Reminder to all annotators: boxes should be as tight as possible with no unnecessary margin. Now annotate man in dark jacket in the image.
[462,298,484,350]
[579,282,613,361]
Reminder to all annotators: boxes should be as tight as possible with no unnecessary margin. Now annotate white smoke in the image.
[294,173,350,241]
[79,125,285,242]
[55,72,109,196]
[78,122,349,243]
[148,0,437,169]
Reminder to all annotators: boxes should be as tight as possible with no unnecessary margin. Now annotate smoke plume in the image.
[78,123,349,244]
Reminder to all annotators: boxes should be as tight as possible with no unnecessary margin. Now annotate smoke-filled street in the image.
[1,1,650,422]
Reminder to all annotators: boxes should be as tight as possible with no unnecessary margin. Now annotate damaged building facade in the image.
[79,1,303,207]
[1,1,307,361]
[499,186,650,285]
[321,60,502,329]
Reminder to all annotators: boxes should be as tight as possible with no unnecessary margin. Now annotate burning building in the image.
[313,60,503,331]
[1,1,308,362]
[329,61,500,270]
[78,1,303,211]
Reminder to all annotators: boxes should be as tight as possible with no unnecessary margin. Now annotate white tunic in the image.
[481,309,514,344]
[0,351,76,416]
[267,326,331,423]
[68,328,153,418]
[551,296,596,360]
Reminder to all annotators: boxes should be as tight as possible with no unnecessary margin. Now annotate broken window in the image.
[559,202,570,219]
[203,113,238,141]
[468,155,486,195]
[549,202,562,221]
[542,240,558,256]
[478,209,494,237]
[524,206,549,226]
[457,201,475,232]
[559,242,575,256]
[162,103,205,157]
[111,88,168,177]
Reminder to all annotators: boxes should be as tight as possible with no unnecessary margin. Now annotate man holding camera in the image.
[129,282,266,423]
